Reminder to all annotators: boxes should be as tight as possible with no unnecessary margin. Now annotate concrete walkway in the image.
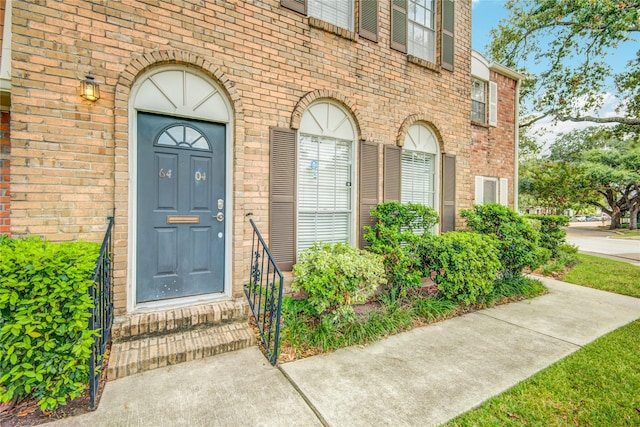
[53,277,640,427]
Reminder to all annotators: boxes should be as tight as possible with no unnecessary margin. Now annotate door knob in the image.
[216,212,224,222]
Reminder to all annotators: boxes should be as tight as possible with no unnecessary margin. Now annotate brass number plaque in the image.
[166,215,200,224]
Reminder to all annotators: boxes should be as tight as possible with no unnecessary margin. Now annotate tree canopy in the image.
[520,127,640,229]
[489,0,640,128]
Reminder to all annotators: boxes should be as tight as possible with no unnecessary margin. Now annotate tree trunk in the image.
[609,205,622,230]
[630,205,639,230]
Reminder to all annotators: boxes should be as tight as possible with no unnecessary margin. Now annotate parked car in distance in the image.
[571,215,587,222]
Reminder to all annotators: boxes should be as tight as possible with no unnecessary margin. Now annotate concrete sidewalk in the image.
[53,277,640,427]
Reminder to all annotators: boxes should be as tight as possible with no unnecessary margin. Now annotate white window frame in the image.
[472,78,498,126]
[475,176,508,206]
[471,78,487,124]
[408,0,437,63]
[297,101,358,254]
[308,0,354,32]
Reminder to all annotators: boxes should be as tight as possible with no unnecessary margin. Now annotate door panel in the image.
[137,112,225,303]
[156,153,178,209]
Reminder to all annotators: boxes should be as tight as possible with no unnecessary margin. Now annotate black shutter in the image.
[441,0,455,71]
[442,154,456,232]
[281,0,306,15]
[390,0,407,53]
[270,127,296,271]
[384,145,401,202]
[359,142,379,248]
[359,0,378,42]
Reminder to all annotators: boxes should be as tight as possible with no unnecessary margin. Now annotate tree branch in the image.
[555,115,640,126]
[520,113,551,128]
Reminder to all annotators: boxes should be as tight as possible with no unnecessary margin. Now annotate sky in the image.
[471,0,634,150]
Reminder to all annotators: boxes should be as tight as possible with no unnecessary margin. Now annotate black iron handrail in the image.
[244,218,284,365]
[88,215,114,409]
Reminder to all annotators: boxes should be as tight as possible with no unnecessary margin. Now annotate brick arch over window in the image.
[395,114,444,151]
[290,90,363,140]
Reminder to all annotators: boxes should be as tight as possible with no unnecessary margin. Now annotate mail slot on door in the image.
[166,215,200,224]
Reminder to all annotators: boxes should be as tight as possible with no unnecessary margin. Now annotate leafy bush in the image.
[541,246,579,276]
[525,214,570,257]
[363,202,439,300]
[425,232,502,305]
[0,237,100,411]
[461,204,550,278]
[557,242,578,254]
[292,242,386,322]
[480,275,547,305]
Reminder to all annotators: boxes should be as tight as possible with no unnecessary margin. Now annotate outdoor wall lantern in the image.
[80,73,100,101]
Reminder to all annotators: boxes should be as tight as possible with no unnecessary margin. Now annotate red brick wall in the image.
[0,110,9,236]
[470,71,517,206]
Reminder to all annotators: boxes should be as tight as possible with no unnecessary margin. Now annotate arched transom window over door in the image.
[298,102,357,254]
[402,123,440,231]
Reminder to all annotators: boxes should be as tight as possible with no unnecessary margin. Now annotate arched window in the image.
[402,123,440,230]
[297,102,357,253]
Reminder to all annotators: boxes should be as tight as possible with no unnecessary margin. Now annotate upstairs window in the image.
[308,0,354,31]
[472,78,498,126]
[391,0,455,70]
[281,0,362,33]
[408,0,436,63]
[471,78,487,124]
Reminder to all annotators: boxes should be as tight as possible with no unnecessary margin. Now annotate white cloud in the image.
[527,92,622,152]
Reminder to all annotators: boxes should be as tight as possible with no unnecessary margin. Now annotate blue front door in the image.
[136,112,226,303]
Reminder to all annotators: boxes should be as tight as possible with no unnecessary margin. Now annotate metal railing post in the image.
[244,218,284,365]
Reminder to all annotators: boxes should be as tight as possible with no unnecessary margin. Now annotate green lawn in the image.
[611,230,640,238]
[563,253,640,298]
[446,254,640,427]
[446,319,640,426]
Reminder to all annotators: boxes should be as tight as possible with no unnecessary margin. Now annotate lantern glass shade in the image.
[81,75,100,101]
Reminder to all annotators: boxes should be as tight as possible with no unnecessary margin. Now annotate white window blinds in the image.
[308,0,354,31]
[298,135,353,253]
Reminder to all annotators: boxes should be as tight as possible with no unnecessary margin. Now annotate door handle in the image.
[216,212,224,222]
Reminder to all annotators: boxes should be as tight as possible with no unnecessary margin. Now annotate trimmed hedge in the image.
[525,214,570,257]
[0,237,100,410]
[426,232,502,305]
[363,202,439,300]
[461,204,550,277]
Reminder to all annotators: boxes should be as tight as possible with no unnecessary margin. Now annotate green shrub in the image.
[0,237,100,411]
[541,250,579,276]
[461,204,550,278]
[525,214,570,257]
[363,202,439,300]
[480,275,547,305]
[292,242,386,323]
[425,232,502,305]
[557,242,579,254]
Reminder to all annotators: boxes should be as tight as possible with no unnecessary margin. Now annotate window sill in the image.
[471,120,490,128]
[407,55,440,73]
[308,17,357,42]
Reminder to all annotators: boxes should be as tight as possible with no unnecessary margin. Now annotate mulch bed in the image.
[0,345,111,426]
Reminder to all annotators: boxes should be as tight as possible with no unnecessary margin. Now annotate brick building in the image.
[0,0,522,376]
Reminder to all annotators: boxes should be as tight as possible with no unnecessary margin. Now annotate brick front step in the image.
[107,299,257,380]
[111,299,249,342]
[107,322,256,380]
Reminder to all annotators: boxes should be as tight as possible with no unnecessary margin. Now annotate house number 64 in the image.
[195,171,207,181]
[159,168,172,179]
